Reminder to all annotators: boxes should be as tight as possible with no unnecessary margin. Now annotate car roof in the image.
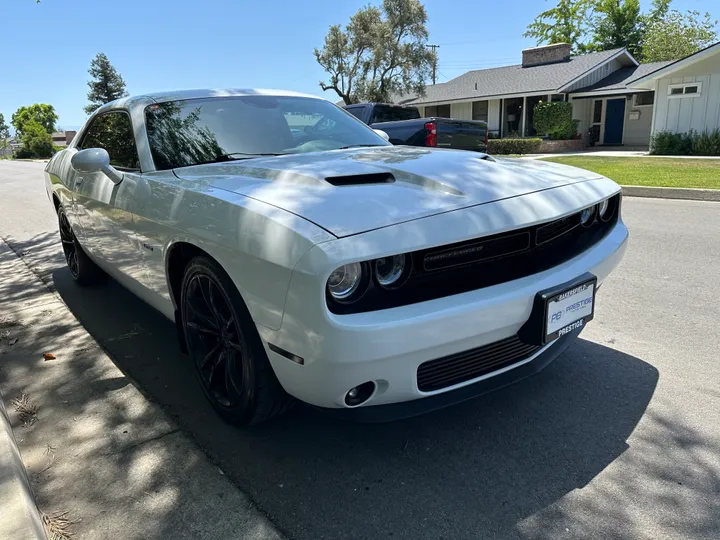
[97,88,325,114]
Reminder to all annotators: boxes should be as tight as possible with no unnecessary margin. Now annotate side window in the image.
[80,112,140,170]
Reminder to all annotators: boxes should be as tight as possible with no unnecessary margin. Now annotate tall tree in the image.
[523,0,595,53]
[11,104,58,137]
[642,9,717,62]
[0,114,10,153]
[314,0,435,104]
[0,114,9,140]
[84,53,128,114]
[588,0,643,58]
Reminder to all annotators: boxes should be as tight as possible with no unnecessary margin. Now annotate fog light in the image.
[344,381,375,406]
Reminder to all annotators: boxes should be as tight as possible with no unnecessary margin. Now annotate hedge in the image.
[533,101,579,140]
[487,138,543,155]
[650,129,720,156]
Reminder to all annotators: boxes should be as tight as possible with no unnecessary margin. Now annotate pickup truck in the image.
[343,102,488,152]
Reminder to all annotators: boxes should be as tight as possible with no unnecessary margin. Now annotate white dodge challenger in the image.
[44,89,627,424]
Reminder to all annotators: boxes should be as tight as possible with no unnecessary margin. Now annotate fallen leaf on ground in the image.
[9,338,18,345]
[43,352,56,361]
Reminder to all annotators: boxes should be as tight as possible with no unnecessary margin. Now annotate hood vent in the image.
[325,172,395,186]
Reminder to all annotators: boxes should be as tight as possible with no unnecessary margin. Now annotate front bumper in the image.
[259,215,628,411]
[317,327,581,422]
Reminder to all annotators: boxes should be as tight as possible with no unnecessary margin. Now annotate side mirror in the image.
[373,129,390,142]
[71,148,123,184]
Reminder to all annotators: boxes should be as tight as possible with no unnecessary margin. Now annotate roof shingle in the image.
[395,48,627,105]
[569,61,672,93]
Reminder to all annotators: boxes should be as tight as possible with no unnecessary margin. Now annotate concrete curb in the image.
[0,391,48,540]
[621,185,720,201]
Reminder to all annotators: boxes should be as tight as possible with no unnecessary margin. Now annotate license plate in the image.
[544,279,596,342]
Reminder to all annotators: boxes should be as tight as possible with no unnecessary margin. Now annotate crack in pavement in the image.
[99,428,182,458]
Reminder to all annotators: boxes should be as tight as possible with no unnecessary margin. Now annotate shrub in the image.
[487,138,543,155]
[14,147,35,159]
[650,130,693,155]
[650,129,720,156]
[691,129,720,156]
[533,101,579,140]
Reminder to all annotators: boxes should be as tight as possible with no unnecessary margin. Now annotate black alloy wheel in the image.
[57,206,105,285]
[180,257,293,425]
[59,210,79,279]
[184,273,246,409]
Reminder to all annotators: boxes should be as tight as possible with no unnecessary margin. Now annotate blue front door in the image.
[604,98,625,145]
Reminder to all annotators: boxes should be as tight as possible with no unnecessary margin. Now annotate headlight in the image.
[327,263,363,300]
[375,255,408,287]
[580,206,595,226]
[598,198,609,218]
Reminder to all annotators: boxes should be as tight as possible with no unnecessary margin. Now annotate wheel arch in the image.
[166,240,211,353]
[165,239,254,353]
[165,240,231,310]
[52,192,61,212]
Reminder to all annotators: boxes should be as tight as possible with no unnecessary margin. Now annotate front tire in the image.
[180,256,293,425]
[57,206,105,285]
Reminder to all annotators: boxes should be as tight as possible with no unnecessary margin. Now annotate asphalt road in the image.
[1,160,719,540]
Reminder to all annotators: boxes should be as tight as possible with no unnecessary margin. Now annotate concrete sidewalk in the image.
[0,239,285,540]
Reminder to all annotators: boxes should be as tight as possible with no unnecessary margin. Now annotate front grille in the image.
[536,214,581,245]
[417,335,542,392]
[328,194,621,314]
[423,232,530,271]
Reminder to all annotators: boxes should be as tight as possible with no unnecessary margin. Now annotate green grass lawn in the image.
[540,156,720,189]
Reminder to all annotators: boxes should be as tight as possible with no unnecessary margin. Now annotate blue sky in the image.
[1,0,715,131]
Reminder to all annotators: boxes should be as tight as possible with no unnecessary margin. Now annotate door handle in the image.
[75,176,84,186]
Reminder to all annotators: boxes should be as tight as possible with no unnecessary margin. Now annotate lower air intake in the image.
[417,335,542,392]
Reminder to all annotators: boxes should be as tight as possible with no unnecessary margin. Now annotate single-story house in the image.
[51,130,78,147]
[629,41,720,138]
[394,41,720,148]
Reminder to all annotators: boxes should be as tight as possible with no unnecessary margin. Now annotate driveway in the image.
[1,160,718,540]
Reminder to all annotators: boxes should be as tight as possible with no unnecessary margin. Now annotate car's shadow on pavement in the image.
[52,266,660,540]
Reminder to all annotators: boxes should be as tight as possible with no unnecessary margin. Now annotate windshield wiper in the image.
[338,144,387,150]
[192,152,288,166]
[215,152,287,161]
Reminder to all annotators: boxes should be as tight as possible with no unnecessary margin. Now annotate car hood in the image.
[173,147,604,237]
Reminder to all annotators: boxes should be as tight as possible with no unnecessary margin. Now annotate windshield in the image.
[144,95,390,170]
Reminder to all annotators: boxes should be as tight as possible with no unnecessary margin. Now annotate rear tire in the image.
[57,205,106,285]
[180,256,294,425]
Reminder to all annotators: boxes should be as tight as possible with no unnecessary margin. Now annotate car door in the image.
[71,111,141,273]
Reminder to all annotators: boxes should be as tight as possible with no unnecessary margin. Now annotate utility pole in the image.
[426,44,440,84]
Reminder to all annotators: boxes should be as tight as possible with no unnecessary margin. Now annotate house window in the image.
[425,104,451,118]
[634,92,654,106]
[550,94,565,102]
[472,101,488,122]
[592,100,603,123]
[667,82,702,98]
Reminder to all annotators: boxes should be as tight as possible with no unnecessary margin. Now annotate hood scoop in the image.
[325,172,395,186]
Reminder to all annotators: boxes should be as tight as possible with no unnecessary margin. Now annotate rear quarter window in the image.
[371,106,421,123]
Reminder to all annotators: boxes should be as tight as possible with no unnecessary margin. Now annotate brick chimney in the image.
[522,43,572,67]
